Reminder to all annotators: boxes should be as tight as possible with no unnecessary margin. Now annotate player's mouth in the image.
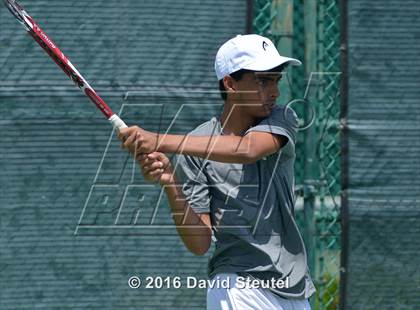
[263,102,276,110]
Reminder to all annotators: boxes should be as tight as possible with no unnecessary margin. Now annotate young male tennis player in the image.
[119,34,315,310]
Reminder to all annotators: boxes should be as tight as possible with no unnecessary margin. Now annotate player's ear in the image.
[223,76,237,92]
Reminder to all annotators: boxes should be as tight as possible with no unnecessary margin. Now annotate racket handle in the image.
[109,114,128,131]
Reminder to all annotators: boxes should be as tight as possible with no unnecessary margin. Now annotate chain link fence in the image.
[253,1,341,309]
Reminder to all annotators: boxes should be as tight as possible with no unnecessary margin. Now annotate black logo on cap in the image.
[262,41,269,51]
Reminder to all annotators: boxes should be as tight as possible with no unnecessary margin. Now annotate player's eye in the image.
[256,75,282,87]
[257,78,269,87]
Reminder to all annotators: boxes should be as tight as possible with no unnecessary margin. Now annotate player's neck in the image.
[219,102,256,136]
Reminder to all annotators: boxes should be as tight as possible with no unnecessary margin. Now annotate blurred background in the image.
[1,0,419,309]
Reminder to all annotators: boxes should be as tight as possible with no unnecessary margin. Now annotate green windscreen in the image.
[0,1,247,308]
[344,0,420,309]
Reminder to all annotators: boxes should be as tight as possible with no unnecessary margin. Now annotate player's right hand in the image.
[137,152,175,185]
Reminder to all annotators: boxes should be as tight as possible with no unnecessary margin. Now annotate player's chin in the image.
[248,104,273,118]
[259,104,275,116]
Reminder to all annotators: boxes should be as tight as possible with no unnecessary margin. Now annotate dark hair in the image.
[218,64,288,101]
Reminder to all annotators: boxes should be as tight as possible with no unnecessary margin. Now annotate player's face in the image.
[233,72,282,117]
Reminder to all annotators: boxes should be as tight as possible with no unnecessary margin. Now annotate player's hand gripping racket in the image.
[3,0,127,130]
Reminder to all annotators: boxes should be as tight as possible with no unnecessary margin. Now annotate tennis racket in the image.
[3,0,127,130]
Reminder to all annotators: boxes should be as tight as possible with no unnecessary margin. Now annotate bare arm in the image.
[138,153,212,255]
[164,181,212,255]
[158,131,286,163]
[119,127,286,164]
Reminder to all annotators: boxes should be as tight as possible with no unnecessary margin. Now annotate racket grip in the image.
[109,114,128,130]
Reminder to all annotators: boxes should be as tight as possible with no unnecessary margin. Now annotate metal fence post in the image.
[302,0,319,288]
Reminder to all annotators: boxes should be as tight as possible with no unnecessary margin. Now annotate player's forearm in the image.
[163,179,211,256]
[157,134,254,163]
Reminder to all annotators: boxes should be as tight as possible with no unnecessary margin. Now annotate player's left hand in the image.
[118,126,159,155]
[137,152,175,185]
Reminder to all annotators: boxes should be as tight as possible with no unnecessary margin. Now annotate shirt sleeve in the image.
[245,105,299,145]
[172,154,211,214]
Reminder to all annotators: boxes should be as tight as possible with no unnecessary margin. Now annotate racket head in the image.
[3,0,32,31]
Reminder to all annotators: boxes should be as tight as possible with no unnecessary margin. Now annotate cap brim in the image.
[243,56,302,72]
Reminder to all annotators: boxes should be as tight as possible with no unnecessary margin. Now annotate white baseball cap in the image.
[215,34,302,80]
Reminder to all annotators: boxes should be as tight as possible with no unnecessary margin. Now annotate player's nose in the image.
[270,82,280,99]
